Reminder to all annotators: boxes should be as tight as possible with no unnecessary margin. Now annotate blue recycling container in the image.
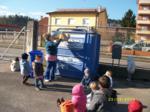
[29,50,44,78]
[56,28,101,79]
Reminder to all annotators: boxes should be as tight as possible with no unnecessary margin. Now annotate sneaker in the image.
[44,79,49,83]
[35,87,40,91]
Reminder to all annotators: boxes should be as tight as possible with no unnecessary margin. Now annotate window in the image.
[68,18,75,25]
[82,18,90,26]
[143,6,149,10]
[141,26,147,30]
[55,18,61,25]
[142,16,148,20]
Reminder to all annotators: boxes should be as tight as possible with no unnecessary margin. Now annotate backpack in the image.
[60,100,74,112]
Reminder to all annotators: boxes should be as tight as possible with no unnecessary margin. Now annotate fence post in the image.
[26,20,38,53]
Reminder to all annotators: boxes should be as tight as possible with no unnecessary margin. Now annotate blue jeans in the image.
[35,78,44,88]
[45,61,56,80]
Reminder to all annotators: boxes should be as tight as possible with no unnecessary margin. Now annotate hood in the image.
[94,89,112,97]
[72,84,85,96]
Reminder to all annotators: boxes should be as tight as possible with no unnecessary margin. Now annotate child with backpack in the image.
[10,57,20,72]
[57,84,86,112]
[72,83,86,112]
[32,55,45,91]
[20,53,31,84]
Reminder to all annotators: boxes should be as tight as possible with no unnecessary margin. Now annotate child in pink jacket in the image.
[72,84,86,112]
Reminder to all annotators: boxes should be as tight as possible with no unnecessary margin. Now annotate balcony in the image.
[138,10,150,15]
[139,0,150,5]
[137,19,150,24]
[136,30,150,35]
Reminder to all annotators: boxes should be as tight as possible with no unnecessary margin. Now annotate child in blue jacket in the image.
[20,53,31,84]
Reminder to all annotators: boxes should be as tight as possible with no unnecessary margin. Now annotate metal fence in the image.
[0,27,26,60]
[38,25,137,53]
[96,26,136,53]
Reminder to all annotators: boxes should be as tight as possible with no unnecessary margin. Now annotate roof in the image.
[47,8,106,14]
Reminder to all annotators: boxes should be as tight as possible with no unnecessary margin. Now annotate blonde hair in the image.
[89,81,98,90]
[105,70,112,77]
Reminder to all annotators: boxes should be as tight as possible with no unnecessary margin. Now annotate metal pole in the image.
[23,27,27,53]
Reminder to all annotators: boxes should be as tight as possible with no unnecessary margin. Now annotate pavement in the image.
[100,57,150,70]
[0,47,150,69]
[0,60,150,112]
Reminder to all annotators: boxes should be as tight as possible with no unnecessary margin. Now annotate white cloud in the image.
[0,5,15,16]
[28,11,47,19]
[0,5,8,10]
[0,5,47,20]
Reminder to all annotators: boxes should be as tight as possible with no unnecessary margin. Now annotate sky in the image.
[0,0,137,20]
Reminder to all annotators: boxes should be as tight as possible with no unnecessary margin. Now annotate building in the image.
[47,7,108,33]
[136,0,150,43]
[38,17,48,35]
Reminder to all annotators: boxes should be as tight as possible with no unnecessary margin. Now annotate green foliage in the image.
[121,9,136,27]
[113,32,125,43]
[125,32,135,45]
[125,36,135,45]
[0,15,34,27]
[108,19,121,25]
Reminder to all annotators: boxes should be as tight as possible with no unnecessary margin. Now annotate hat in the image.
[128,99,143,112]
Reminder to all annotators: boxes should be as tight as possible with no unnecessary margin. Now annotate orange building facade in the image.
[136,0,150,43]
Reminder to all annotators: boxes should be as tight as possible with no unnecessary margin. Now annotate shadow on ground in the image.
[43,83,73,93]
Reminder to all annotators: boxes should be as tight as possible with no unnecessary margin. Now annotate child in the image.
[87,76,113,112]
[86,81,99,108]
[20,53,31,84]
[10,57,20,72]
[81,68,91,87]
[128,99,143,112]
[104,70,113,88]
[57,98,74,112]
[72,84,86,112]
[104,70,117,105]
[127,56,136,81]
[32,55,44,90]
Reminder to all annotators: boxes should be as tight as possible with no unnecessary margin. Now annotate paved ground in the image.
[0,46,150,70]
[0,61,150,112]
[100,57,150,70]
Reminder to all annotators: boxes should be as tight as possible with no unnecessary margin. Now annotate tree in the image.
[113,31,125,43]
[121,9,136,27]
[0,15,34,28]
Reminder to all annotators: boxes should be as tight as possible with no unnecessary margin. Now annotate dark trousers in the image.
[35,78,44,88]
[45,61,56,80]
[23,75,30,84]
